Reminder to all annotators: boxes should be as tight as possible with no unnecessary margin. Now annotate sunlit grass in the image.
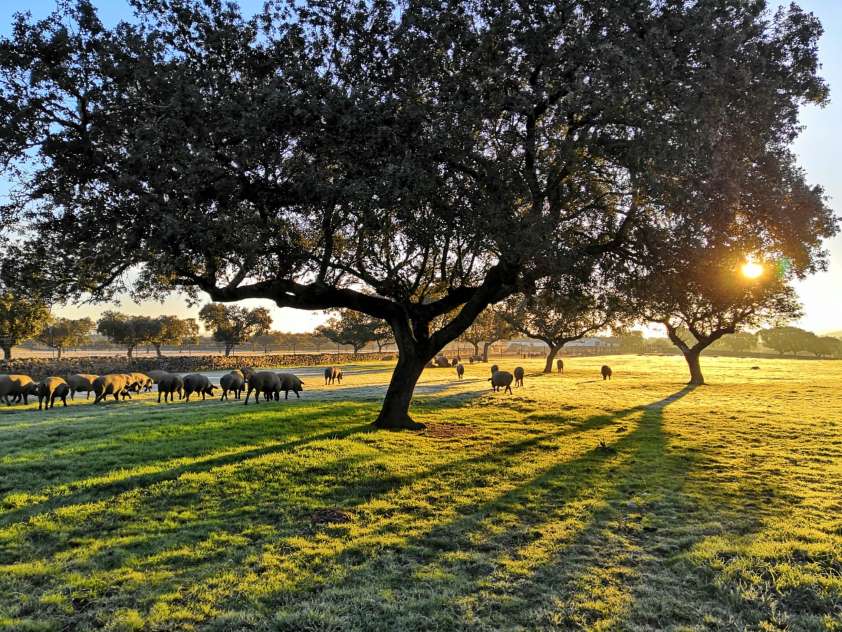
[1,355,840,630]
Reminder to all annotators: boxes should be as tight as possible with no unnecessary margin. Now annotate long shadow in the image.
[449,383,800,629]
[147,389,700,623]
[8,384,791,630]
[0,381,498,530]
[0,391,661,582]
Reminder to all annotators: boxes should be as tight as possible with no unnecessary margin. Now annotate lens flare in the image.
[741,259,764,279]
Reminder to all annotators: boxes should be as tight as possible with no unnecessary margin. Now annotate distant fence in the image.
[0,352,396,380]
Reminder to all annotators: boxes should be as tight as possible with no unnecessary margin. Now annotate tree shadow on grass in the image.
[444,384,806,630]
[4,384,802,631]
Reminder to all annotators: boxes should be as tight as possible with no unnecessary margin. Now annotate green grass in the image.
[1,355,841,631]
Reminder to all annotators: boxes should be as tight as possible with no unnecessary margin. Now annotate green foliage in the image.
[96,312,160,359]
[0,356,841,630]
[316,310,383,353]
[198,304,272,356]
[35,317,94,359]
[760,326,813,356]
[502,272,628,370]
[709,331,759,354]
[760,327,842,358]
[147,316,199,357]
[459,307,513,360]
[0,290,50,360]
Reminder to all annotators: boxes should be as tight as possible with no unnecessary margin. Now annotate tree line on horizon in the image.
[3,291,840,365]
[0,0,837,428]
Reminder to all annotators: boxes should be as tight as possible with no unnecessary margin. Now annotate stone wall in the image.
[0,352,396,380]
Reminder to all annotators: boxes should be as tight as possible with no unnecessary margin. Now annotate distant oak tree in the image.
[317,310,382,354]
[198,304,272,356]
[0,289,50,360]
[459,307,513,362]
[36,317,94,360]
[148,316,199,358]
[96,312,159,359]
[502,273,624,373]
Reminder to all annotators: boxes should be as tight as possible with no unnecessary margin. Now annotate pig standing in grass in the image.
[0,375,39,405]
[244,371,282,404]
[455,364,464,379]
[38,377,70,410]
[157,373,183,403]
[514,367,524,387]
[324,367,343,385]
[489,371,514,394]
[220,370,245,401]
[601,365,612,380]
[557,359,564,373]
[67,374,99,400]
[183,374,216,401]
[276,373,304,400]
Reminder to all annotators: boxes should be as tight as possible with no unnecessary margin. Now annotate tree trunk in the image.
[482,341,492,363]
[374,349,428,430]
[543,344,562,373]
[684,349,705,385]
[127,346,134,360]
[225,344,233,357]
[470,341,480,357]
[56,347,63,361]
[155,344,163,358]
[2,345,11,360]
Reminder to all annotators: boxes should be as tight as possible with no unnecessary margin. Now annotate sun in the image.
[741,259,764,279]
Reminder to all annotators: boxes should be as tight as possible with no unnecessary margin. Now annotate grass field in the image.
[1,355,841,631]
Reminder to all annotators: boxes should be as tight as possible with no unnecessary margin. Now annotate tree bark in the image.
[56,347,63,361]
[470,341,480,357]
[482,341,492,363]
[543,344,562,373]
[127,346,134,360]
[374,319,436,430]
[373,351,428,430]
[684,349,705,385]
[2,345,11,360]
[155,344,163,358]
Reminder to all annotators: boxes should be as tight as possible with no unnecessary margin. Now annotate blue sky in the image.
[1,1,841,334]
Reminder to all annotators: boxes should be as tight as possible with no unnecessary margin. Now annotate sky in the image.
[1,0,841,334]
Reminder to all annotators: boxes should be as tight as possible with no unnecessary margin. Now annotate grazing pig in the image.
[0,374,39,405]
[156,373,184,403]
[220,370,245,401]
[489,371,514,394]
[601,365,612,381]
[38,377,70,410]
[514,366,524,387]
[67,373,99,400]
[147,370,171,384]
[324,367,343,385]
[557,359,564,373]
[455,363,464,379]
[183,374,216,401]
[276,373,304,400]
[244,371,282,404]
[128,372,153,392]
[93,374,134,403]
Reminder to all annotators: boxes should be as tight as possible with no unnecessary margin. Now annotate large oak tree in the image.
[0,0,831,427]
